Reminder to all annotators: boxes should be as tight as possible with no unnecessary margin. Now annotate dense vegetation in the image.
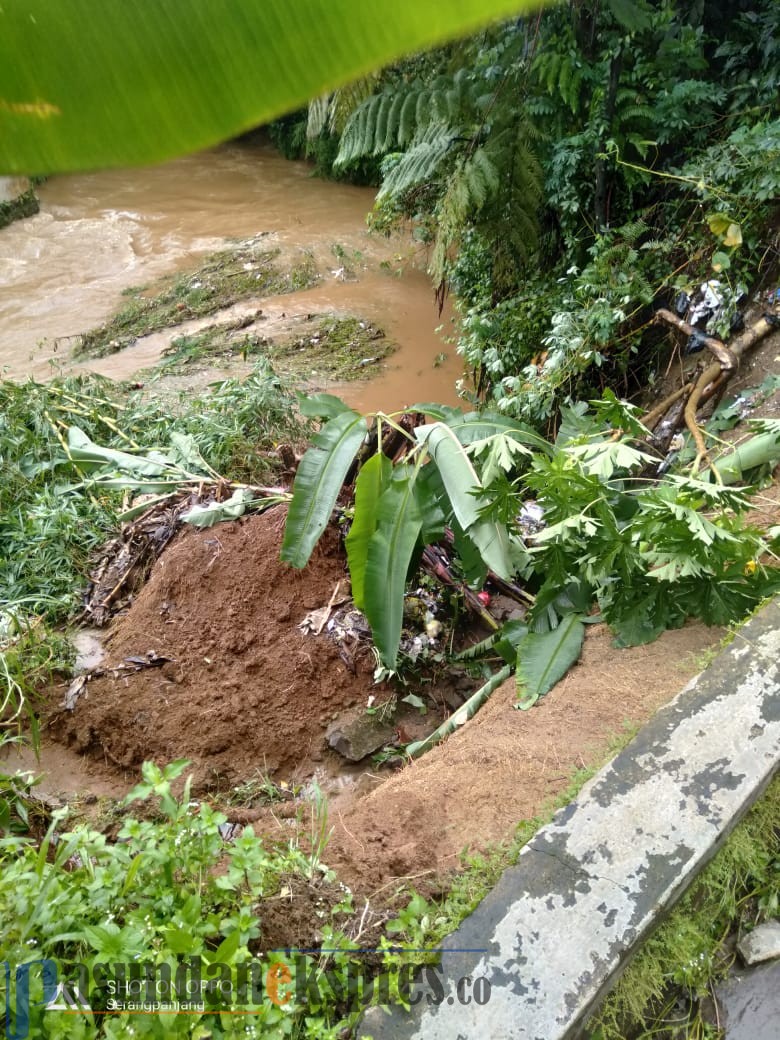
[2,3,780,1037]
[278,0,779,424]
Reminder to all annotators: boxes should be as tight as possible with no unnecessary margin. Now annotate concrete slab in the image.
[359,599,780,1040]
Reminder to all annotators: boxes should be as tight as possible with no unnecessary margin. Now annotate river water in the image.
[0,140,463,411]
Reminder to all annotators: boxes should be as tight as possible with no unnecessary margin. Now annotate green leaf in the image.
[606,0,652,31]
[281,409,368,568]
[416,421,514,579]
[67,427,171,477]
[515,613,585,709]
[406,664,512,757]
[167,432,214,476]
[297,392,352,420]
[364,472,423,669]
[707,212,732,237]
[181,488,273,528]
[207,927,242,966]
[345,453,393,610]
[565,439,655,479]
[446,411,550,452]
[0,0,543,174]
[467,430,532,484]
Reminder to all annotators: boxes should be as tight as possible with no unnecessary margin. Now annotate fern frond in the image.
[377,122,456,199]
[306,94,331,140]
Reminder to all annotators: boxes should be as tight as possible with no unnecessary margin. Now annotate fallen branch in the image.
[420,545,499,630]
[648,307,779,470]
[654,309,737,371]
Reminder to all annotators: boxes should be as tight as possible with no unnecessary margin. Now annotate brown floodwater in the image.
[0,140,464,410]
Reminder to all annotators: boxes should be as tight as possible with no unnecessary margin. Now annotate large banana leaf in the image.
[364,472,423,669]
[416,421,514,579]
[515,613,585,709]
[281,409,367,568]
[345,452,393,610]
[1,0,543,174]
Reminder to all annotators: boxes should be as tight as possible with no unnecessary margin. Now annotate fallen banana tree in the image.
[58,425,289,624]
[281,391,780,756]
[54,391,780,760]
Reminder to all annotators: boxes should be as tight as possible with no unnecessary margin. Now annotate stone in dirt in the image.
[737,919,780,966]
[327,711,396,762]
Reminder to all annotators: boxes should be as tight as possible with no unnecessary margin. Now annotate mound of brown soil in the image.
[322,620,723,895]
[55,507,382,785]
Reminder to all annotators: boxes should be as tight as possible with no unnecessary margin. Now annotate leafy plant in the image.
[0,369,305,618]
[282,393,779,704]
[282,402,537,669]
[0,758,356,1039]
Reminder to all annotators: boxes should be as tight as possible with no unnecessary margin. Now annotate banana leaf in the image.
[416,421,514,579]
[281,408,368,567]
[363,471,423,669]
[406,664,512,758]
[345,453,393,610]
[515,613,585,709]
[1,0,544,174]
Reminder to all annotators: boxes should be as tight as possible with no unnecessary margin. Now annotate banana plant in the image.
[281,397,542,668]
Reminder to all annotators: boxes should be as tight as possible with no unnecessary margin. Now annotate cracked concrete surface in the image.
[358,599,780,1040]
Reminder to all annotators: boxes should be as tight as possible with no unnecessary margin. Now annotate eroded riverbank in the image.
[0,139,463,410]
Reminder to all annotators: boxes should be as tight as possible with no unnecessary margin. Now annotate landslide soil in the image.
[52,507,387,784]
[45,507,725,900]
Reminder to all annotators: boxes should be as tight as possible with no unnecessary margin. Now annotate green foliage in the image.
[1,612,72,742]
[280,408,369,568]
[0,0,546,174]
[0,184,39,228]
[339,32,543,293]
[0,371,305,618]
[515,614,585,709]
[283,395,778,678]
[0,759,356,1039]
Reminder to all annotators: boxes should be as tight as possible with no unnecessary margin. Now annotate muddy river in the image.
[0,139,463,411]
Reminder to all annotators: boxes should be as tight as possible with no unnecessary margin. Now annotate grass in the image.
[153,317,268,375]
[0,367,307,619]
[74,238,320,357]
[269,314,393,381]
[0,184,39,229]
[587,772,780,1040]
[151,313,394,383]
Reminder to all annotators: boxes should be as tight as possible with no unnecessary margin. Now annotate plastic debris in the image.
[518,501,546,539]
[689,280,724,327]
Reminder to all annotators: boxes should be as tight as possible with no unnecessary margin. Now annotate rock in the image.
[714,960,780,1039]
[738,920,780,965]
[326,711,395,762]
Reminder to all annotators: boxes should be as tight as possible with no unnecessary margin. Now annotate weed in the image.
[269,315,393,381]
[0,368,306,618]
[587,773,780,1039]
[0,758,354,1038]
[75,239,320,357]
